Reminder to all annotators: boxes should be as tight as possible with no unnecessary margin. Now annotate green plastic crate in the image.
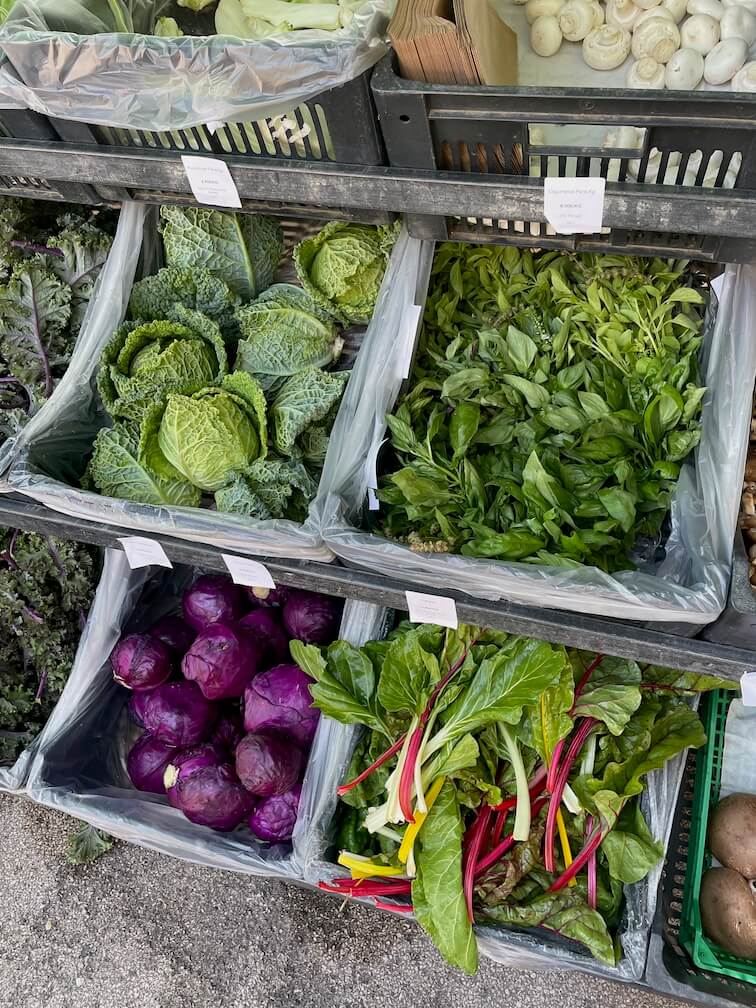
[679,690,756,985]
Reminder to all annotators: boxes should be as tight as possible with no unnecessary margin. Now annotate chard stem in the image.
[544,718,597,873]
[499,723,530,842]
[337,732,407,797]
[546,826,603,893]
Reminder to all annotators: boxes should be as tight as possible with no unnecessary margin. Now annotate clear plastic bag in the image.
[8,201,405,562]
[300,606,688,979]
[0,0,391,132]
[24,547,382,875]
[320,241,756,623]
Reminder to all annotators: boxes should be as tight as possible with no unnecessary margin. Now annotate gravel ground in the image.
[0,793,683,1008]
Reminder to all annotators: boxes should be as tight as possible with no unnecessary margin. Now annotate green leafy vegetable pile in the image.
[378,245,708,572]
[297,622,734,973]
[0,528,98,766]
[0,198,114,450]
[85,208,396,520]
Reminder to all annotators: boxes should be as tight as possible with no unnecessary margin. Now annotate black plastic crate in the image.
[647,736,756,1007]
[50,70,384,169]
[0,108,100,204]
[372,54,756,262]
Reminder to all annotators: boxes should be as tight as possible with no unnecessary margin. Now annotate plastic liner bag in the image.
[8,201,403,562]
[0,740,35,794]
[0,55,25,109]
[0,0,391,132]
[300,608,688,979]
[320,242,756,623]
[23,547,374,875]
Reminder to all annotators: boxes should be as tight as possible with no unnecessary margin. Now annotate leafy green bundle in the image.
[86,209,395,521]
[0,528,98,766]
[0,198,114,450]
[298,622,734,973]
[378,245,707,573]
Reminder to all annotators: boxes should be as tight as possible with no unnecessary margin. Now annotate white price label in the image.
[205,121,225,136]
[710,272,726,302]
[367,487,380,511]
[181,155,242,209]
[118,536,173,569]
[740,671,756,707]
[544,177,605,235]
[405,591,458,629]
[221,554,276,590]
[398,303,423,379]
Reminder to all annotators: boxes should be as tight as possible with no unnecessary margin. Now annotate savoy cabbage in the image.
[129,265,238,336]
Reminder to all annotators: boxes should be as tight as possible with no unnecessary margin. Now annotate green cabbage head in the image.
[140,372,268,493]
[293,221,399,325]
[98,304,227,422]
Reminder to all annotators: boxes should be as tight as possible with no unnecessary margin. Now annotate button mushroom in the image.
[632,15,682,59]
[681,12,721,50]
[583,24,633,65]
[704,35,748,81]
[732,59,756,88]
[663,0,689,20]
[607,0,643,27]
[720,4,756,40]
[709,792,756,878]
[526,0,565,24]
[700,868,756,960]
[665,45,705,84]
[559,0,601,39]
[531,14,564,53]
[628,54,668,83]
[687,0,725,16]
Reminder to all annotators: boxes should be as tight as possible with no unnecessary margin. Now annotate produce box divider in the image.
[0,494,753,680]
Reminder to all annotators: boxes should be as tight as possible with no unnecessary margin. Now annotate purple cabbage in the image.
[245,585,290,608]
[149,614,196,655]
[127,733,176,793]
[128,689,155,728]
[163,742,226,808]
[140,681,217,746]
[237,609,290,668]
[182,623,263,700]
[243,663,320,748]
[111,634,173,691]
[235,732,303,797]
[281,591,342,645]
[173,764,254,831]
[248,784,301,843]
[211,708,245,754]
[182,575,246,632]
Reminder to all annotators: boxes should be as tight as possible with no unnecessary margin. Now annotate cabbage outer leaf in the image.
[129,266,238,330]
[271,367,348,455]
[87,424,201,506]
[160,207,283,300]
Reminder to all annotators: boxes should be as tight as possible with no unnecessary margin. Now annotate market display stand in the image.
[1,53,756,1006]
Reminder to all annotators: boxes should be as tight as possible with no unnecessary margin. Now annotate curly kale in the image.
[0,199,115,445]
[0,530,98,766]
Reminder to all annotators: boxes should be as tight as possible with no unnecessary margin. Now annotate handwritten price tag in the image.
[544,177,605,235]
[221,555,276,590]
[405,591,458,629]
[181,155,242,209]
[118,537,172,569]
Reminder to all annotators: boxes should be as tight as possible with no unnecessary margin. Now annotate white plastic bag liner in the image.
[23,547,376,875]
[321,246,756,623]
[301,621,689,979]
[0,744,34,793]
[0,0,391,132]
[8,201,404,562]
[0,55,25,108]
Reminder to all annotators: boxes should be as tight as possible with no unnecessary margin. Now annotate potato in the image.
[700,868,756,960]
[708,793,756,878]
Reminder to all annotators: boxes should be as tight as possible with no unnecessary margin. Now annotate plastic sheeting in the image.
[23,548,378,875]
[0,0,391,132]
[301,606,689,979]
[321,236,756,623]
[8,202,408,562]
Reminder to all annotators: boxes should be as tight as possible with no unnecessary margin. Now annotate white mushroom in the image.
[635,0,663,9]
[582,23,632,65]
[662,0,689,18]
[559,0,599,38]
[627,54,667,82]
[680,12,721,49]
[606,0,642,27]
[722,0,756,13]
[526,0,565,24]
[636,6,675,23]
[589,1,606,26]
[631,15,682,59]
[720,4,756,39]
[687,0,724,16]
[703,34,748,79]
[665,45,705,84]
[732,59,756,87]
[531,14,564,53]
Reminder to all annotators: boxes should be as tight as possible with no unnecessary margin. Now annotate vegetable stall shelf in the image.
[0,493,753,686]
[371,55,756,262]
